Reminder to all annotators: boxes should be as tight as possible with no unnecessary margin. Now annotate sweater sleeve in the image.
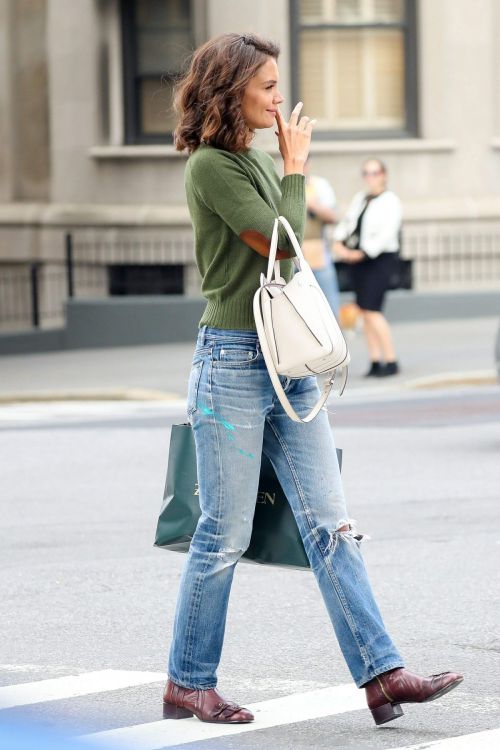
[188,153,306,256]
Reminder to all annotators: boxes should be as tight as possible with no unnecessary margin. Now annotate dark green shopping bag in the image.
[154,423,342,571]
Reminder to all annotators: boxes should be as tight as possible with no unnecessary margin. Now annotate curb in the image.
[0,388,181,405]
[402,369,497,390]
[0,371,497,406]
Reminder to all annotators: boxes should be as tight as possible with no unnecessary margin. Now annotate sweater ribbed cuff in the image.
[279,173,306,255]
[280,172,305,197]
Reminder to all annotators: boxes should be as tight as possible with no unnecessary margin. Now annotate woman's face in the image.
[362,159,387,193]
[240,56,284,130]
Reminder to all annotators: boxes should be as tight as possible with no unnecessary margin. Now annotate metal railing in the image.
[0,261,69,330]
[403,229,500,288]
[0,232,186,331]
[0,233,104,331]
[2,227,500,332]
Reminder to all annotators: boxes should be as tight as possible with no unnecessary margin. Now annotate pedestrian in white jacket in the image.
[334,158,402,377]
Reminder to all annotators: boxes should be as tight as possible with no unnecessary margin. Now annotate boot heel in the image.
[371,702,404,725]
[163,701,194,720]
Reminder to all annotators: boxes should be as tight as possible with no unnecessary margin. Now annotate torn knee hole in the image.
[324,519,370,554]
[215,546,245,562]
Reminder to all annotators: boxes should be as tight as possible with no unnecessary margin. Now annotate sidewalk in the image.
[0,316,497,403]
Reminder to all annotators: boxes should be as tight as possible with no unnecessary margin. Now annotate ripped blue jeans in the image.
[167,325,404,689]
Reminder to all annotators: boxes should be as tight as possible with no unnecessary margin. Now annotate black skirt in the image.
[351,251,399,312]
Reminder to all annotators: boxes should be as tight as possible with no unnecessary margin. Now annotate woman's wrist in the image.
[284,159,305,176]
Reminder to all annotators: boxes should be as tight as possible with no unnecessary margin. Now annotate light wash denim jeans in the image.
[167,325,404,689]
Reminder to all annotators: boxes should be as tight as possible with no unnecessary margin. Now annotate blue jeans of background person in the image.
[167,325,404,689]
[313,261,341,319]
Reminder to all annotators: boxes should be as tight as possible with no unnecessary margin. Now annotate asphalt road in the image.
[0,385,499,750]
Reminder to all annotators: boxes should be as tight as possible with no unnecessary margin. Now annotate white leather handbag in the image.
[253,215,350,423]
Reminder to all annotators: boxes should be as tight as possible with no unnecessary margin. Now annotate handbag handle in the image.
[266,215,306,283]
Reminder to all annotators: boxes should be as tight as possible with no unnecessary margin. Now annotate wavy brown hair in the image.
[172,32,280,155]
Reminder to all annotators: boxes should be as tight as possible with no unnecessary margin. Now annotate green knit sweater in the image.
[184,141,306,330]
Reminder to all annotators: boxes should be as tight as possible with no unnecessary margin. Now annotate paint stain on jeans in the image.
[200,404,235,431]
[199,402,254,458]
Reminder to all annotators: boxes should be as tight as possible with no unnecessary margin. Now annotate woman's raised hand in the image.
[274,101,317,175]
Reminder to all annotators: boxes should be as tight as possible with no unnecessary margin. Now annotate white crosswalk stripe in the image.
[77,682,366,749]
[386,728,500,750]
[0,669,498,750]
[0,670,167,710]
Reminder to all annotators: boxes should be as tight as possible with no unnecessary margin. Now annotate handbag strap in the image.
[253,282,348,423]
[266,215,303,284]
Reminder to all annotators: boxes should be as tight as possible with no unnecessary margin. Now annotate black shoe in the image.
[377,360,400,377]
[364,361,383,377]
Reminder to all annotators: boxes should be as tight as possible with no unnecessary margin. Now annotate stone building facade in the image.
[0,0,499,328]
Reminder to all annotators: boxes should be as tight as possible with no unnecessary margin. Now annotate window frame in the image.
[120,0,194,145]
[289,0,419,140]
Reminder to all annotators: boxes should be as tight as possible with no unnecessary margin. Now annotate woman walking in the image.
[164,32,462,727]
[334,159,402,377]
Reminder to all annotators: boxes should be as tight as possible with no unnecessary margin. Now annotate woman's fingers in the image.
[298,115,317,131]
[275,106,285,131]
[275,103,316,132]
[274,102,316,163]
[288,101,304,126]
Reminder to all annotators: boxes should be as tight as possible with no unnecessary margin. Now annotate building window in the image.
[108,264,184,295]
[290,0,418,138]
[121,0,195,144]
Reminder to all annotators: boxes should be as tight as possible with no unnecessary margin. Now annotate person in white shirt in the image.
[333,158,402,377]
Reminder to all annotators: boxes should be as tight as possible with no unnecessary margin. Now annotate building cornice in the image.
[88,138,457,160]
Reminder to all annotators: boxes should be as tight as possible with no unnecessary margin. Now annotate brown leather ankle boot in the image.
[365,667,463,725]
[163,679,254,723]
